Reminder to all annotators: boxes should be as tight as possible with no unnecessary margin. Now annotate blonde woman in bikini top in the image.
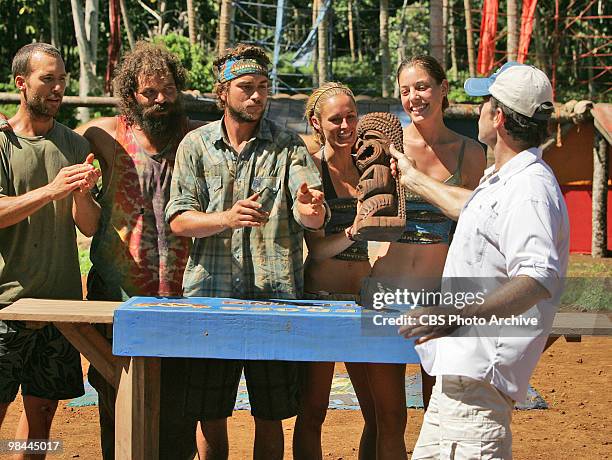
[295,82,377,460]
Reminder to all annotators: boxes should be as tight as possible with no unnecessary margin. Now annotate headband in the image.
[312,85,353,114]
[217,58,269,83]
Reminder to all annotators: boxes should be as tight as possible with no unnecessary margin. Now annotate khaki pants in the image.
[412,375,514,460]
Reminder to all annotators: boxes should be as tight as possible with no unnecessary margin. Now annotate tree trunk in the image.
[71,0,98,123]
[255,3,267,40]
[533,5,546,71]
[317,0,328,85]
[348,0,356,61]
[586,2,595,98]
[394,42,405,98]
[293,7,300,44]
[507,0,518,61]
[448,0,458,79]
[394,0,409,97]
[157,0,164,35]
[218,0,233,55]
[442,0,448,68]
[120,0,135,50]
[463,0,476,76]
[430,0,444,66]
[159,0,169,35]
[312,0,319,88]
[105,0,121,94]
[187,0,197,45]
[380,0,391,97]
[354,0,363,61]
[50,0,60,49]
[592,132,609,257]
[85,0,98,66]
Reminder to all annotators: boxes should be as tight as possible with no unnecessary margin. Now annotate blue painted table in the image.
[1,298,605,459]
[0,296,421,460]
[113,296,420,364]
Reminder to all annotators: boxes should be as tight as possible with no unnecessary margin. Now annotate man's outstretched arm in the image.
[389,144,484,220]
[399,276,551,344]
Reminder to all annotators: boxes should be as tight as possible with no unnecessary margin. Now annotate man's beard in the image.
[227,102,263,123]
[127,97,185,138]
[25,93,59,120]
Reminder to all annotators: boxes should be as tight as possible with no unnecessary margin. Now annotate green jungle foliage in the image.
[0,0,608,104]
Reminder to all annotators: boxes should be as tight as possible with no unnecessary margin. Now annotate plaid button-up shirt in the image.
[165,117,327,300]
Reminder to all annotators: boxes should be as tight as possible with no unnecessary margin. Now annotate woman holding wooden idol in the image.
[360,55,485,457]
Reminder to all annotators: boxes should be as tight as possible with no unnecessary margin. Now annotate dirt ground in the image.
[0,336,609,459]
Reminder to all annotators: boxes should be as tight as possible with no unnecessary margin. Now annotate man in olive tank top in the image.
[0,43,101,448]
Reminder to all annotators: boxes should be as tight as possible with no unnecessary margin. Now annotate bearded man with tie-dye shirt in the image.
[76,41,204,460]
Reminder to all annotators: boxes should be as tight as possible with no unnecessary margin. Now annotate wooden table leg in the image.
[115,357,160,460]
[54,322,122,388]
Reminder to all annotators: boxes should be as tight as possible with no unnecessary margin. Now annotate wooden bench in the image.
[0,298,609,460]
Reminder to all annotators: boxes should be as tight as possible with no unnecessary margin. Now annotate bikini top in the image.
[321,151,370,262]
[397,140,466,245]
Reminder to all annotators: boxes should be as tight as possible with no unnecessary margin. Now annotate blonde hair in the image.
[305,82,356,145]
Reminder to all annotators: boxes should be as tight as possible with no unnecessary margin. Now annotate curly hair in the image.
[113,41,188,124]
[305,82,356,145]
[396,55,449,111]
[213,43,271,110]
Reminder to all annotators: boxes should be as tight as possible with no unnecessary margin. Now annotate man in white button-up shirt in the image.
[391,63,570,459]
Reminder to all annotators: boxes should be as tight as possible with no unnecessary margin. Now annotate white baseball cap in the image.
[464,62,554,120]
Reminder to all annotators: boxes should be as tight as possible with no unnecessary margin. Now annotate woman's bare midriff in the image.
[304,257,372,296]
[370,242,449,291]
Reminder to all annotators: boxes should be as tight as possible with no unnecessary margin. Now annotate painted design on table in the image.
[128,298,360,314]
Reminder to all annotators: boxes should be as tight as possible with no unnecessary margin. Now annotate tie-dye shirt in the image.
[87,116,190,300]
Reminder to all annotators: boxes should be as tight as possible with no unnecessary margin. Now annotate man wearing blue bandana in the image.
[166,44,329,460]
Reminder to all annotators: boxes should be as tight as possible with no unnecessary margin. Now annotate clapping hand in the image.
[46,154,100,201]
[74,153,102,194]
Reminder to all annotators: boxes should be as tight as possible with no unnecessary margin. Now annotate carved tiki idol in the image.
[351,112,406,241]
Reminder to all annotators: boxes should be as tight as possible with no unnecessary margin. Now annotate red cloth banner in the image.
[105,0,122,94]
[518,0,538,63]
[477,0,499,75]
